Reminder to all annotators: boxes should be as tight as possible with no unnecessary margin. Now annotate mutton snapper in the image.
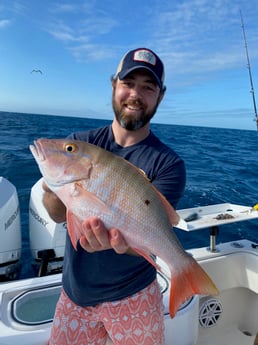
[30,138,218,318]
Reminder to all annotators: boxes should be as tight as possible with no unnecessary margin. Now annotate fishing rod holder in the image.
[208,226,220,253]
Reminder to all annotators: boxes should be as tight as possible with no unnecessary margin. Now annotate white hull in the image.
[0,239,257,345]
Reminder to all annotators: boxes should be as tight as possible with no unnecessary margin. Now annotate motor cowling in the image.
[29,178,66,275]
[0,177,22,280]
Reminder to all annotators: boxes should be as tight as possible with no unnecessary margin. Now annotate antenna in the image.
[240,9,258,130]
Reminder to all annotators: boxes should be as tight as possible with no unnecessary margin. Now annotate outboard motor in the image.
[0,177,21,280]
[29,178,66,276]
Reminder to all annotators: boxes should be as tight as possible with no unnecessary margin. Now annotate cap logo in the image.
[133,49,156,66]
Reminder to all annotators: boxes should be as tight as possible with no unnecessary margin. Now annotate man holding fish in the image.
[35,48,217,345]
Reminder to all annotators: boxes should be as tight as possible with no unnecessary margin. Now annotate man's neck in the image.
[111,119,150,147]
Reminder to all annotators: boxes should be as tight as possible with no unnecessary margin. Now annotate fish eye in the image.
[65,143,77,153]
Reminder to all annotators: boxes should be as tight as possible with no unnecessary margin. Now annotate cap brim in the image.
[118,66,162,89]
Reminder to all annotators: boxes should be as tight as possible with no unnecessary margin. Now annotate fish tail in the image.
[169,257,218,318]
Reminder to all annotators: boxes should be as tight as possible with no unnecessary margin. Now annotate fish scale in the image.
[30,138,218,318]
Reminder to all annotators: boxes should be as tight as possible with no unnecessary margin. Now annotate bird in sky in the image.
[31,69,43,74]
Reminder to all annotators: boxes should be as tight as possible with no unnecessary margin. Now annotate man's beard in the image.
[112,95,159,131]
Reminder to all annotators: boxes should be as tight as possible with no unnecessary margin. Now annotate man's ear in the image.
[158,86,166,104]
[111,77,117,90]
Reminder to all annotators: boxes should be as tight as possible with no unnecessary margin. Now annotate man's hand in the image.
[79,217,130,254]
[42,181,137,256]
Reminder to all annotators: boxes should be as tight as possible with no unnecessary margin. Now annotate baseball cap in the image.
[115,48,165,90]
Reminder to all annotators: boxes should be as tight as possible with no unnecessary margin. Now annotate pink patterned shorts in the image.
[47,279,164,345]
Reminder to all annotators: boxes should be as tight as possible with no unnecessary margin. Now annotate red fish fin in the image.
[66,210,83,251]
[169,257,218,318]
[132,248,161,271]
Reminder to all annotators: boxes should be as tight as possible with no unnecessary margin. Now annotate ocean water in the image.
[0,111,257,279]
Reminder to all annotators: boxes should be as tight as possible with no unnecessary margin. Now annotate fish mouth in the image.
[29,139,80,188]
[30,140,63,188]
[29,140,46,162]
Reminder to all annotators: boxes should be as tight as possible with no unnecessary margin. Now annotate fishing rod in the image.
[239,9,258,131]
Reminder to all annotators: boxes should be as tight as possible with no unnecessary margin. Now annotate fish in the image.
[30,138,218,318]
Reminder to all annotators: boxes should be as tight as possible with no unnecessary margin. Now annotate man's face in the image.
[112,69,163,131]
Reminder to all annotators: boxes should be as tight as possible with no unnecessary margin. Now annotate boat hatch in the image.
[12,285,61,325]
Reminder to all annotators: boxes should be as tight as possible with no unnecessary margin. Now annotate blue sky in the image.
[1,0,258,130]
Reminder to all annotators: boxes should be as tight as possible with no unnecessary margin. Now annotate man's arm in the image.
[42,181,66,223]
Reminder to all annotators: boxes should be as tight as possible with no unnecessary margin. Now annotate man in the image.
[44,47,186,345]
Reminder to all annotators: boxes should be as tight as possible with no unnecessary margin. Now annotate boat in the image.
[0,177,257,345]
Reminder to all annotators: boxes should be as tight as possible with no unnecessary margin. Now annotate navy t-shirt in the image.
[62,125,186,307]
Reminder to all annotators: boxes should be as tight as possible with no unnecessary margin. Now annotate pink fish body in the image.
[30,138,218,317]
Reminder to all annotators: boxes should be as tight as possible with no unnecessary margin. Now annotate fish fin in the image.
[154,187,180,226]
[75,182,112,215]
[67,210,83,250]
[135,168,151,181]
[169,256,219,318]
[132,248,161,271]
